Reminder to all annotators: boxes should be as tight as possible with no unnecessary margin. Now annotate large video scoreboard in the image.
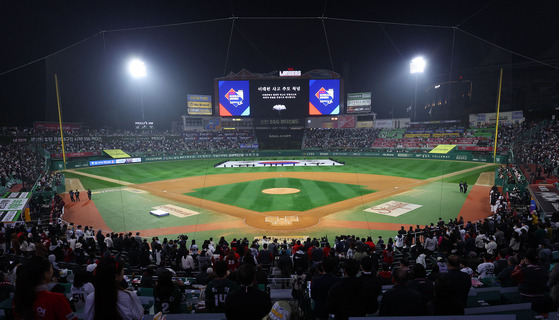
[217,79,340,118]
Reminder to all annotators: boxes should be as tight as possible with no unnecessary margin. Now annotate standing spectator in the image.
[512,252,549,310]
[13,256,77,320]
[181,250,195,276]
[205,260,240,313]
[224,264,272,320]
[70,270,95,312]
[428,277,465,315]
[326,259,381,319]
[379,268,429,316]
[440,255,471,307]
[311,257,340,320]
[83,256,144,320]
[476,254,495,280]
[154,270,182,314]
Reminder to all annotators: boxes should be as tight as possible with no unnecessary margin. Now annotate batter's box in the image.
[364,201,422,217]
[265,216,299,225]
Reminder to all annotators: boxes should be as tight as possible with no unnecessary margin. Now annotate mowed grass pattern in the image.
[185,178,376,212]
[75,157,485,185]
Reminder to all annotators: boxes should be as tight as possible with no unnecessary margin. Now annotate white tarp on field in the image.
[364,201,422,217]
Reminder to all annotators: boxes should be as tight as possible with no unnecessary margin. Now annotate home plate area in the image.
[215,159,344,168]
[265,216,300,225]
[364,201,422,217]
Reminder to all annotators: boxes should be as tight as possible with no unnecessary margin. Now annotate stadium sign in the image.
[279,70,301,76]
[187,94,213,116]
[187,94,211,102]
[346,92,371,114]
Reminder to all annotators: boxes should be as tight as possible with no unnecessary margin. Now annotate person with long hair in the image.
[83,256,143,320]
[153,270,182,314]
[13,256,77,320]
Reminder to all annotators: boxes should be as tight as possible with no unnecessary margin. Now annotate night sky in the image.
[1,1,557,129]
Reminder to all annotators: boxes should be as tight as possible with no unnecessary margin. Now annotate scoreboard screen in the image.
[251,79,308,118]
[218,81,250,116]
[217,78,340,117]
[309,79,340,115]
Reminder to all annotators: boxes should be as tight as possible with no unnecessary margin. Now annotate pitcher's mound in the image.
[262,188,301,195]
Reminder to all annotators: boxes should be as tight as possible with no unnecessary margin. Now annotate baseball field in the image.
[60,157,497,242]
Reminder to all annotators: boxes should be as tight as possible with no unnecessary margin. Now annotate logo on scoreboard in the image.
[315,87,335,106]
[225,88,244,107]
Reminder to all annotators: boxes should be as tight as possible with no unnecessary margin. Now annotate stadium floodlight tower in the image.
[410,56,426,121]
[128,59,147,120]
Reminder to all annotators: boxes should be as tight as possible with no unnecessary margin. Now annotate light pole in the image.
[410,57,425,121]
[129,59,147,120]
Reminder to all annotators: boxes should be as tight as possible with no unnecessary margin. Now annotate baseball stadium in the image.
[1,2,559,320]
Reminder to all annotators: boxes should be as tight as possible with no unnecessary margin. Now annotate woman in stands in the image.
[70,270,94,312]
[13,256,77,320]
[153,270,182,314]
[83,256,143,320]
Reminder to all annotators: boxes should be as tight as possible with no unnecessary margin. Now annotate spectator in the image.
[428,277,465,315]
[70,270,95,312]
[379,268,429,316]
[311,257,340,320]
[154,270,182,314]
[13,256,77,320]
[83,256,143,320]
[440,255,471,307]
[224,264,272,320]
[326,259,381,319]
[205,260,240,313]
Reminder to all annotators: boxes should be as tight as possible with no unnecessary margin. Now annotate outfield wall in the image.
[51,150,507,170]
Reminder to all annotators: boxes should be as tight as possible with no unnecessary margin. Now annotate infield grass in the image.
[186,177,376,212]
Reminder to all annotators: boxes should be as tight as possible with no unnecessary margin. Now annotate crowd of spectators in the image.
[303,128,381,150]
[513,120,559,177]
[1,184,557,318]
[0,143,44,191]
[0,127,259,157]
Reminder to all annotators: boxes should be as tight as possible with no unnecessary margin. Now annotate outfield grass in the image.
[75,157,485,184]
[63,171,123,190]
[186,177,376,212]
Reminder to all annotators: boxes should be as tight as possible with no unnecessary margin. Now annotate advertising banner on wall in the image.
[338,115,356,128]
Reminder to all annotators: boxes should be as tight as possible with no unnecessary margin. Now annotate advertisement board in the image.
[346,92,371,114]
[309,79,340,115]
[187,95,213,116]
